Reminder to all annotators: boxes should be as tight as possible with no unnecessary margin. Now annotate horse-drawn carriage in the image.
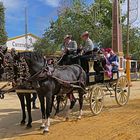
[0,50,130,115]
[0,49,130,133]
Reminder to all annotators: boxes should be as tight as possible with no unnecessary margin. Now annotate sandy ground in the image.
[0,81,140,140]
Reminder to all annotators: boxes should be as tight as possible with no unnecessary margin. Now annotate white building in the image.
[7,33,39,51]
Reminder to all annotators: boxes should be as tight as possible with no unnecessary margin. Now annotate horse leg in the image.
[50,95,55,114]
[17,94,26,125]
[66,92,76,120]
[55,95,61,116]
[32,93,38,109]
[77,90,84,119]
[38,94,45,129]
[25,94,32,128]
[43,93,52,133]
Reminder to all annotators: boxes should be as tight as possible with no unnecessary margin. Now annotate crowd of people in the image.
[60,31,119,78]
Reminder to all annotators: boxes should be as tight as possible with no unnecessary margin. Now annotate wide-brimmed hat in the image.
[64,35,72,40]
[81,31,89,37]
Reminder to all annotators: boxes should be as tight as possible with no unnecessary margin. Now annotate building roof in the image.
[8,33,40,41]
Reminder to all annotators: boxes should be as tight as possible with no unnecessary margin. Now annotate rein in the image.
[51,75,80,85]
[54,53,65,66]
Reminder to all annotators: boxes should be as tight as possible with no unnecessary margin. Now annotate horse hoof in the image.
[40,124,45,129]
[77,116,82,120]
[43,131,49,134]
[20,121,26,126]
[26,124,32,129]
[43,129,49,134]
[65,117,69,121]
[0,94,4,99]
[53,115,59,119]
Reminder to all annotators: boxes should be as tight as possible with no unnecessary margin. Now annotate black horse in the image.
[3,51,86,133]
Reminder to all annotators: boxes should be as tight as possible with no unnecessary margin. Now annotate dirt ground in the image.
[0,81,140,140]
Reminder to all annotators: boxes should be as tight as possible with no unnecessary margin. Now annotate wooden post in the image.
[112,0,124,75]
[126,0,131,84]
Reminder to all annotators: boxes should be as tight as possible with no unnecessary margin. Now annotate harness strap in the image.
[51,75,80,85]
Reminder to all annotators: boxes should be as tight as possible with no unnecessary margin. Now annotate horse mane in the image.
[18,51,44,62]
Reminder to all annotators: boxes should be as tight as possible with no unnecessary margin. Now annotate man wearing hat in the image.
[80,31,94,73]
[60,35,78,65]
[81,31,94,55]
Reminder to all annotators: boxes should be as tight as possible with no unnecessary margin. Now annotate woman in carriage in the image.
[103,50,112,79]
[103,48,119,79]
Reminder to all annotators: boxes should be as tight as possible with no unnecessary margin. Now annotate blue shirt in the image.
[109,55,119,71]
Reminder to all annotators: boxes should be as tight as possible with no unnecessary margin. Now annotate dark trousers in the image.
[59,53,78,65]
[80,55,91,73]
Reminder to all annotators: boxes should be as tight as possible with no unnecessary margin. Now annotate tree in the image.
[0,2,7,45]
[122,26,140,59]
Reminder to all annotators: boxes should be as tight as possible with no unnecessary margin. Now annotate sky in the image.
[0,0,140,38]
[0,0,92,38]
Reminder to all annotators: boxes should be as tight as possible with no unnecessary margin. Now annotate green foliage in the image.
[0,2,7,45]
[122,26,140,59]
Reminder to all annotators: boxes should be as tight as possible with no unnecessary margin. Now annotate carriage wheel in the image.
[115,76,130,106]
[90,85,104,115]
[53,95,67,112]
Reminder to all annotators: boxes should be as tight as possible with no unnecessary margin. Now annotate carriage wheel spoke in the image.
[95,102,99,113]
[97,102,101,112]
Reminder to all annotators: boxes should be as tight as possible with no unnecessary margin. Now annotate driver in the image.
[60,35,78,65]
[80,31,94,73]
